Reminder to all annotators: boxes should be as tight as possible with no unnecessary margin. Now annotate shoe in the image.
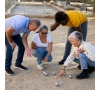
[76,69,89,79]
[37,64,44,70]
[13,64,27,70]
[77,65,81,69]
[5,68,14,76]
[58,59,65,65]
[88,66,95,75]
[42,60,49,65]
[41,60,45,65]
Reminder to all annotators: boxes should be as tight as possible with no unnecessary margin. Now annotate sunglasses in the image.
[41,32,48,35]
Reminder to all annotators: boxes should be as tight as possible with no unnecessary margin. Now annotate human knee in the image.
[7,48,13,54]
[74,58,80,64]
[37,47,44,54]
[31,50,37,57]
[18,44,25,50]
[79,53,85,59]
[48,56,53,62]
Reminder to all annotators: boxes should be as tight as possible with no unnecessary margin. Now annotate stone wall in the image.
[70,0,87,3]
[20,0,32,1]
[20,0,49,2]
[16,0,88,3]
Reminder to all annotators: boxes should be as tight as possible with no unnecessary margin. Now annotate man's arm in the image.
[50,22,60,31]
[6,26,15,43]
[22,33,32,57]
[22,33,29,49]
[6,26,16,49]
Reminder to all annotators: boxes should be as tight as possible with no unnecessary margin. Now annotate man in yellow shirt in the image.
[50,10,88,66]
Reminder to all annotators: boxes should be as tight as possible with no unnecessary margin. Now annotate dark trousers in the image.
[62,22,88,60]
[5,34,25,69]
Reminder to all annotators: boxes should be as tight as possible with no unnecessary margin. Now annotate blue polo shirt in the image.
[5,15,30,36]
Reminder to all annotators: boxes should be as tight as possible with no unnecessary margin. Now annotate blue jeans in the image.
[32,48,52,64]
[63,22,88,60]
[74,53,95,69]
[5,34,25,69]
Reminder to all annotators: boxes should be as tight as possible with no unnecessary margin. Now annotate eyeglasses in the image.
[41,32,48,35]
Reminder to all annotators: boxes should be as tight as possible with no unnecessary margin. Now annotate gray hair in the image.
[68,31,83,41]
[36,25,48,33]
[29,18,41,26]
[39,25,48,31]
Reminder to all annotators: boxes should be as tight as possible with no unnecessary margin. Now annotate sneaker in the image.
[37,64,44,70]
[41,61,45,65]
[88,66,95,75]
[13,64,27,70]
[41,60,49,65]
[5,68,14,76]
[76,69,89,79]
[58,59,65,65]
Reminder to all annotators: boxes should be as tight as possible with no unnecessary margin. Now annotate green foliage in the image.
[87,0,93,4]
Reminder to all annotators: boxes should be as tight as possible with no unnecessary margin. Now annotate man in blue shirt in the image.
[5,15,41,76]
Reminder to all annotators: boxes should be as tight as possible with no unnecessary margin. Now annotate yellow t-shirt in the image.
[65,10,87,27]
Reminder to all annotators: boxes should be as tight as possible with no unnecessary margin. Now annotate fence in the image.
[5,0,18,12]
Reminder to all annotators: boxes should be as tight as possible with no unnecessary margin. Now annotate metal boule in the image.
[52,71,56,75]
[55,82,59,86]
[68,74,73,79]
[43,71,48,76]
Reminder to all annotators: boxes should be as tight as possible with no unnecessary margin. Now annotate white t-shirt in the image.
[31,33,52,49]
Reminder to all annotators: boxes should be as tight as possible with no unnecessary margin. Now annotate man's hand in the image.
[22,33,32,57]
[10,41,16,50]
[26,48,32,57]
[6,26,16,50]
